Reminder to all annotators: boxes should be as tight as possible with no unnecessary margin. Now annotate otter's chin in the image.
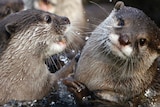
[110,44,133,59]
[46,42,66,57]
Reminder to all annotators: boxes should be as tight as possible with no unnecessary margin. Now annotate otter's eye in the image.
[139,38,147,46]
[118,18,125,26]
[44,15,52,23]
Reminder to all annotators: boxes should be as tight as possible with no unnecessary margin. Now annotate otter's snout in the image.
[118,34,130,46]
[53,16,70,34]
[59,17,70,25]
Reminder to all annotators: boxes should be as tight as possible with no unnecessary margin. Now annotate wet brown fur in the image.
[0,9,74,104]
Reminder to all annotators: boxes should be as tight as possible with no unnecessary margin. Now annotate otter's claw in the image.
[62,78,92,103]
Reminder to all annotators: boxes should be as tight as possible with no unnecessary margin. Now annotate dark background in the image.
[84,0,160,27]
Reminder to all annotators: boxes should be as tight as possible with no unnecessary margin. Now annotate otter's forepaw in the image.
[62,78,92,103]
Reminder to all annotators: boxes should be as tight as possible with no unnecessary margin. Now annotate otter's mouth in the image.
[45,36,67,57]
[55,40,67,50]
[111,42,130,59]
[55,36,67,45]
[54,36,67,50]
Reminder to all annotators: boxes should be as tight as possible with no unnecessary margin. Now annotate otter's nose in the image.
[119,34,130,46]
[59,17,70,25]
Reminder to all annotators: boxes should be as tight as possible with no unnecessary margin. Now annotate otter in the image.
[64,1,160,105]
[0,0,24,20]
[0,9,77,105]
[24,0,86,73]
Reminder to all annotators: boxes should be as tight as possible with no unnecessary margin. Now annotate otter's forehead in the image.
[113,5,158,39]
[116,6,146,19]
[114,6,150,27]
[0,9,49,24]
[0,9,65,34]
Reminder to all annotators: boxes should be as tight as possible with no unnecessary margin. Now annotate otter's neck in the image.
[0,32,47,77]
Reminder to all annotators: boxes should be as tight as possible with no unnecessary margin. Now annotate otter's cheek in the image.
[108,33,133,58]
[109,34,119,45]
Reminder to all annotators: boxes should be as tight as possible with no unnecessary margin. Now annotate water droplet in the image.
[50,101,55,106]
[71,50,75,53]
[59,55,69,64]
[57,81,76,105]
[85,36,89,40]
[75,31,81,35]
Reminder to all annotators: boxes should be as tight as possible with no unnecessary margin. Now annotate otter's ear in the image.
[5,23,16,34]
[114,1,124,11]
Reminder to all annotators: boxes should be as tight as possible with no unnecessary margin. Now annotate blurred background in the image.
[83,0,160,27]
[22,0,160,27]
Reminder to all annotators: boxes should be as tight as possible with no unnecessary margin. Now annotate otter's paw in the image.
[62,78,92,103]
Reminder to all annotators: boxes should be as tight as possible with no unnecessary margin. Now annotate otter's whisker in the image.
[89,1,109,17]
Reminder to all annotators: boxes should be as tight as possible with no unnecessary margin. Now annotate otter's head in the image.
[99,1,160,62]
[90,1,160,76]
[0,9,72,60]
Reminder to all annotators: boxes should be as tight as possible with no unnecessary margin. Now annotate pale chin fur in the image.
[108,33,133,59]
[46,42,66,56]
[46,25,71,57]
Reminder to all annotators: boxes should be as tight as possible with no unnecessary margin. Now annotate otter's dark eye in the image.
[118,18,125,26]
[44,15,52,23]
[139,38,147,46]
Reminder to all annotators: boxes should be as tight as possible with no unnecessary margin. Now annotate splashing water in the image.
[56,80,76,105]
[59,55,70,64]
